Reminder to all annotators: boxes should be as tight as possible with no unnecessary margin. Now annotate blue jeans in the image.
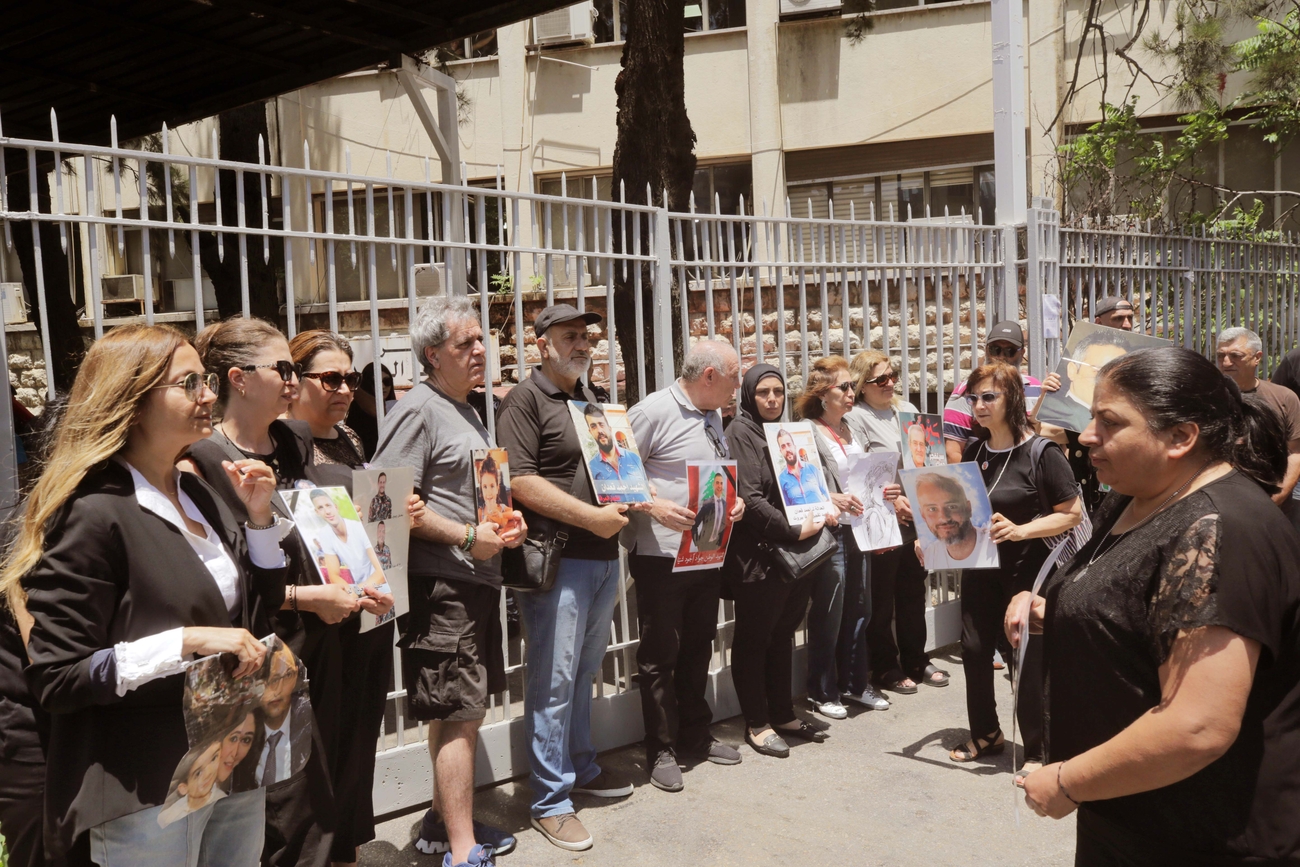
[805,534,846,704]
[518,556,622,818]
[835,531,872,696]
[90,787,265,867]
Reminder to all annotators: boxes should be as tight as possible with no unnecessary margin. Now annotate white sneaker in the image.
[808,698,848,720]
[845,686,891,711]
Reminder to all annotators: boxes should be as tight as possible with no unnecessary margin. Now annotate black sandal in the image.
[921,663,950,688]
[879,670,919,695]
[949,729,1004,762]
[777,720,829,743]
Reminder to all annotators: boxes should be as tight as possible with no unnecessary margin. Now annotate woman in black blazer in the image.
[0,324,286,866]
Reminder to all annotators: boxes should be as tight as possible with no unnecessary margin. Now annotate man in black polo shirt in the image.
[495,305,636,852]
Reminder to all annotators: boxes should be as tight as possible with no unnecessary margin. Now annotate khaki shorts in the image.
[398,576,505,722]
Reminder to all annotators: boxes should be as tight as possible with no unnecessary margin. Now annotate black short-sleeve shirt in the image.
[1044,470,1300,862]
[962,435,1078,584]
[495,371,616,560]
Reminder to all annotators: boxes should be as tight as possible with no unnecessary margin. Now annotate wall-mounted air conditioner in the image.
[780,0,843,18]
[534,2,596,47]
[1,283,26,325]
[163,278,217,312]
[102,274,146,302]
[413,263,446,296]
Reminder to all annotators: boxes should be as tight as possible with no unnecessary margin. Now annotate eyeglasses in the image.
[987,344,1020,358]
[832,381,854,394]
[705,422,728,458]
[240,360,301,383]
[964,391,1004,406]
[867,371,899,387]
[152,372,219,402]
[302,370,362,392]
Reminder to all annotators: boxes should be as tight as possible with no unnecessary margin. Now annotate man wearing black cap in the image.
[942,321,1042,463]
[495,304,635,852]
[1089,295,1135,331]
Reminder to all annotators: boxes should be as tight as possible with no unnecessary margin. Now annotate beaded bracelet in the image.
[1058,761,1082,806]
[289,584,298,614]
[460,522,476,552]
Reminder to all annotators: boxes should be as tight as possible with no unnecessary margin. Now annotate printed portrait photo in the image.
[900,463,999,571]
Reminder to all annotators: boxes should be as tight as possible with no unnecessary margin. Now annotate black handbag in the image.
[758,526,838,583]
[500,521,568,593]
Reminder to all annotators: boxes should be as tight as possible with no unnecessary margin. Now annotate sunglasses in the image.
[987,344,1021,358]
[867,371,899,387]
[302,370,363,393]
[152,372,220,402]
[964,391,1004,406]
[832,381,854,394]
[240,360,302,383]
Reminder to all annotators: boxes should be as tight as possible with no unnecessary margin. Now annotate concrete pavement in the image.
[360,649,1076,866]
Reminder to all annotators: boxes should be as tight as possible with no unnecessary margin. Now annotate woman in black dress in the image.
[948,362,1081,767]
[1010,347,1300,865]
[286,330,402,867]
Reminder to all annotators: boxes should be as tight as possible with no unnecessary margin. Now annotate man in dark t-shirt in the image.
[1217,326,1300,512]
[494,305,635,852]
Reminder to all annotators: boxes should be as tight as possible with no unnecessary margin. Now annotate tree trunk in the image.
[201,102,284,323]
[611,0,697,403]
[9,165,87,393]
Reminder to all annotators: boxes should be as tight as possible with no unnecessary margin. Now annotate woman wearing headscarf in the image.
[725,365,837,758]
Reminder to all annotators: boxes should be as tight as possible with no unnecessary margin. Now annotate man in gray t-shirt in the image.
[624,340,745,792]
[373,296,525,865]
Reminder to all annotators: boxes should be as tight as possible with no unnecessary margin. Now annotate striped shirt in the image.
[942,374,1042,446]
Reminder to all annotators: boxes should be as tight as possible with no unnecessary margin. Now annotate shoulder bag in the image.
[757,526,838,583]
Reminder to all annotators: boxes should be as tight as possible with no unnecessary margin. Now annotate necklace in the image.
[1074,458,1216,582]
[817,417,849,453]
[218,422,283,481]
[978,437,1027,495]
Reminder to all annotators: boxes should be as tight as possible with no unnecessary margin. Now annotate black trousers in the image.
[866,544,930,682]
[0,759,44,867]
[730,573,813,731]
[960,566,1044,760]
[630,554,722,757]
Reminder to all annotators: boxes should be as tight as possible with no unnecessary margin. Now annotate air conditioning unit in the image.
[163,278,217,313]
[534,2,595,46]
[413,263,446,296]
[1,283,27,325]
[780,0,843,17]
[102,274,146,302]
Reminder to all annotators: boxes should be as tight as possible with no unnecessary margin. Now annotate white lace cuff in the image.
[113,627,186,697]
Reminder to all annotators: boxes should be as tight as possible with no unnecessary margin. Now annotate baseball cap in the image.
[986,320,1024,349]
[533,304,602,337]
[1091,295,1134,319]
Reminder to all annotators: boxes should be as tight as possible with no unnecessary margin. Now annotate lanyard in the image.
[817,418,848,455]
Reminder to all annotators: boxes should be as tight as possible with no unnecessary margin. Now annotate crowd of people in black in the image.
[1,293,1298,867]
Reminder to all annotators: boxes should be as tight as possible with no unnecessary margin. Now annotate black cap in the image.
[534,304,602,337]
[986,320,1024,349]
[1091,295,1133,319]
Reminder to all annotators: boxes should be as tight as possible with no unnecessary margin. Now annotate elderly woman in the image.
[948,362,1081,767]
[3,325,283,866]
[846,350,948,693]
[799,356,891,716]
[1009,347,1300,864]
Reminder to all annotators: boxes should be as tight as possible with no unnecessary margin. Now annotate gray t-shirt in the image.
[846,399,920,462]
[373,381,500,587]
[622,381,729,558]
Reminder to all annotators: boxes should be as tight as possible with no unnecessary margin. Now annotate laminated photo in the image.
[280,485,396,632]
[845,451,903,552]
[763,421,831,525]
[473,448,521,533]
[900,463,1000,571]
[1035,321,1171,432]
[164,637,311,827]
[568,401,652,504]
[674,461,738,572]
[897,412,946,468]
[352,467,414,627]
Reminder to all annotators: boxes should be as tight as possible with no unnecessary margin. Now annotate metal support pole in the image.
[654,204,675,392]
[992,0,1027,228]
[0,284,19,526]
[398,55,467,294]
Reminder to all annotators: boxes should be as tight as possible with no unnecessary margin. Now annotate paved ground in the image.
[360,649,1075,867]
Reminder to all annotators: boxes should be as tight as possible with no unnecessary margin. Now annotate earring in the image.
[821,399,827,410]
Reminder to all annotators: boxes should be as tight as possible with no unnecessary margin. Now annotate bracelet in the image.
[1058,761,1082,806]
[460,523,476,552]
[289,584,298,614]
[245,515,277,531]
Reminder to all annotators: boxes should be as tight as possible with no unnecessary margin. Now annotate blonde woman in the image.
[2,324,285,866]
[846,350,948,692]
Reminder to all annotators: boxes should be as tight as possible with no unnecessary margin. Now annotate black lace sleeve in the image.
[1148,513,1222,665]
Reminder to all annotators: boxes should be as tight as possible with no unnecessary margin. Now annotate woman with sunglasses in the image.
[3,325,283,866]
[846,350,949,694]
[185,317,360,867]
[287,330,401,867]
[947,362,1081,770]
[798,356,891,717]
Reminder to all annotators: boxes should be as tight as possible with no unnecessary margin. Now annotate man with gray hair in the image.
[1217,326,1300,509]
[373,295,527,867]
[624,339,745,792]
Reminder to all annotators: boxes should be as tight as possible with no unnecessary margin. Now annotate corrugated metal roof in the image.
[1,0,565,143]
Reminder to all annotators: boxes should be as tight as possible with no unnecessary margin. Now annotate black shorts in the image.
[398,576,505,722]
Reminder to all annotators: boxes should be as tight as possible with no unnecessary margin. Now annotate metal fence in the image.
[17,116,1300,815]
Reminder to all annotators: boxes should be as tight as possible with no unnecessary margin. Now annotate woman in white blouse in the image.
[2,325,288,867]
